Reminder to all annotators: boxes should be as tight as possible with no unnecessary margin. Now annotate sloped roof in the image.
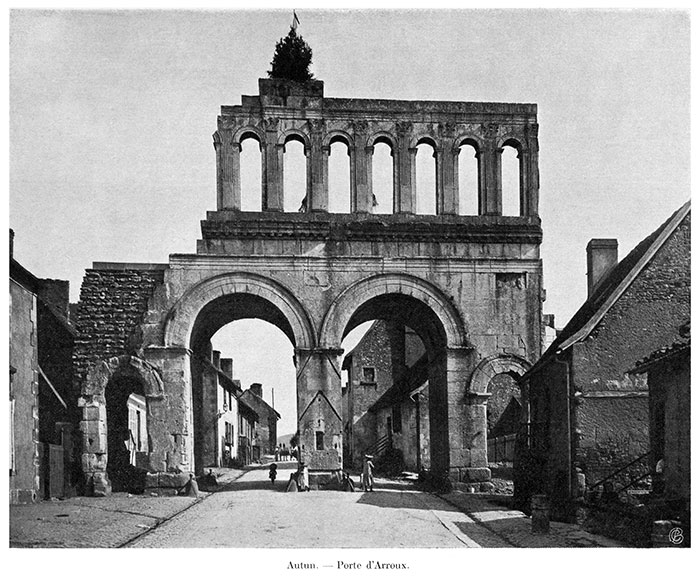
[241,389,281,420]
[524,201,690,379]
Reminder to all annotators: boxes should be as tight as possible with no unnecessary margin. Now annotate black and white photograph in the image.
[6,4,694,574]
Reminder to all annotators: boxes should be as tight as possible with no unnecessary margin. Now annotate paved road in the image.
[128,464,505,548]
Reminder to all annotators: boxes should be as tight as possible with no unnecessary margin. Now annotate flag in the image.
[291,10,300,31]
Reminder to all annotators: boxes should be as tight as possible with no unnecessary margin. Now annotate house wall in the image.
[649,351,690,502]
[572,215,690,478]
[346,321,395,467]
[10,278,40,503]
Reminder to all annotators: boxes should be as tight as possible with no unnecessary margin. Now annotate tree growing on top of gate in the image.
[268,27,314,82]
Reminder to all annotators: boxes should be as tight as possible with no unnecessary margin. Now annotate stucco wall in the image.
[10,278,40,503]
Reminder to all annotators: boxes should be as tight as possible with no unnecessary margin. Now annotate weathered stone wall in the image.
[346,321,395,467]
[73,264,167,391]
[571,215,690,473]
[572,215,690,393]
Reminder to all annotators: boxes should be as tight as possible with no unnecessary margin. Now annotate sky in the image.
[8,9,691,436]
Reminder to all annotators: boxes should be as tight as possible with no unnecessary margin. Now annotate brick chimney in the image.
[586,239,618,298]
[212,350,221,369]
[250,383,263,399]
[220,358,233,379]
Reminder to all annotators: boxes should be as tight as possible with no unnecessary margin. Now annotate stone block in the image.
[159,472,190,489]
[90,473,112,497]
[461,467,491,482]
[81,452,107,472]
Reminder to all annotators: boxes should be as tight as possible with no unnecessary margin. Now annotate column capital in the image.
[364,145,375,155]
[408,147,418,155]
[321,145,331,155]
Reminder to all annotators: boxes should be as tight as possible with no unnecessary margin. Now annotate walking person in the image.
[269,462,278,486]
[362,455,375,492]
[298,460,309,492]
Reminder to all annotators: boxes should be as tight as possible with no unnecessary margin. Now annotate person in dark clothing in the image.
[269,463,278,485]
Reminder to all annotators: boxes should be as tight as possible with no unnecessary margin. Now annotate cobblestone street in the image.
[10,464,627,549]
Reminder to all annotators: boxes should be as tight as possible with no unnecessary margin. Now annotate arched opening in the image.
[501,142,521,216]
[189,293,297,474]
[283,137,307,212]
[328,139,351,214]
[239,134,262,211]
[458,142,479,216]
[105,374,148,493]
[486,371,521,487]
[415,141,437,216]
[338,293,449,475]
[371,140,394,214]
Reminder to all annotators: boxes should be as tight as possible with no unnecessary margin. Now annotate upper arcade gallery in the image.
[213,78,540,220]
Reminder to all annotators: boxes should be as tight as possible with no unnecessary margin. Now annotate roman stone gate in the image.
[74,77,542,495]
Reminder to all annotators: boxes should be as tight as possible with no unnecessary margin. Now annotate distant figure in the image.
[298,196,308,213]
[182,474,199,497]
[269,463,278,485]
[362,455,375,492]
[298,461,309,492]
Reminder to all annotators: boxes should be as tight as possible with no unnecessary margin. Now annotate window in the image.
[362,367,376,383]
[315,431,324,450]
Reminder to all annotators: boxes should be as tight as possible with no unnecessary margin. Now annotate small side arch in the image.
[233,125,265,146]
[468,353,531,395]
[496,136,525,153]
[454,134,484,155]
[323,130,354,149]
[410,134,440,150]
[366,131,397,151]
[278,128,311,151]
[84,354,164,399]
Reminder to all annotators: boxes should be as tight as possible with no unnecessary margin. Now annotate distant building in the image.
[237,398,258,465]
[342,320,426,470]
[240,384,280,457]
[515,202,690,517]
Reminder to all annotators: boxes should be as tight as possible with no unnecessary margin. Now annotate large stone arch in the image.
[468,353,531,394]
[319,273,468,348]
[164,272,316,350]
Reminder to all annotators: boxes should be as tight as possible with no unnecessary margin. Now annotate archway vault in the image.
[319,273,469,349]
[164,272,317,350]
[468,353,532,395]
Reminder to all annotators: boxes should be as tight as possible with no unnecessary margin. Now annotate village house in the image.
[240,383,280,458]
[514,202,690,519]
[629,321,690,536]
[10,230,78,503]
[342,320,427,471]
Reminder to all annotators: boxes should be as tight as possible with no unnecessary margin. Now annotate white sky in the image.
[9,9,691,436]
